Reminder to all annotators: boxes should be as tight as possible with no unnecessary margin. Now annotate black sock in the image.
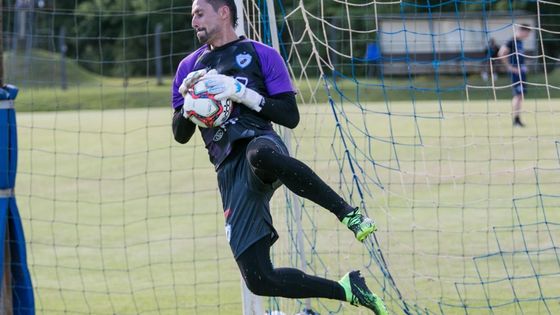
[514,116,525,126]
[237,237,347,300]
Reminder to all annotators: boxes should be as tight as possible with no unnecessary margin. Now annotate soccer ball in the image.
[183,81,233,128]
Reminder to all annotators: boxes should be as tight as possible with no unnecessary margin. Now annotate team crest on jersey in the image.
[213,128,225,142]
[236,52,252,68]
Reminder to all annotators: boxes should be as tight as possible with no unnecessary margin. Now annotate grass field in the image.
[6,40,560,315]
[13,93,560,314]
[5,49,560,113]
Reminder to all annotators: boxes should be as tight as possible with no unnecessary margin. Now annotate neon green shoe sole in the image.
[342,209,377,242]
[355,219,377,241]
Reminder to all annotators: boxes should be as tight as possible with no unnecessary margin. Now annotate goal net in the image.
[2,0,560,314]
[272,0,560,314]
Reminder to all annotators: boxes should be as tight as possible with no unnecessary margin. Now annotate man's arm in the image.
[202,75,300,129]
[251,41,299,128]
[172,107,197,144]
[171,50,209,143]
[257,92,299,129]
[497,44,518,73]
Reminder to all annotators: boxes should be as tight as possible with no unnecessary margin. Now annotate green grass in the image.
[3,49,170,112]
[3,49,101,86]
[14,97,560,314]
[5,49,560,112]
[11,71,560,112]
[7,48,560,314]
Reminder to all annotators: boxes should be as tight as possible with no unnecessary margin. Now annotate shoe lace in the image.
[346,209,361,223]
[347,213,366,232]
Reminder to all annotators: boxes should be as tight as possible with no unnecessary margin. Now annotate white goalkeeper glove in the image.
[178,68,217,97]
[202,74,264,112]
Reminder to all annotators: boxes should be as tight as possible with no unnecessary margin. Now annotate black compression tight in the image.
[236,236,346,300]
[246,137,354,221]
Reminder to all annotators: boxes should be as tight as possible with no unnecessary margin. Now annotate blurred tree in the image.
[10,0,554,77]
[51,0,196,77]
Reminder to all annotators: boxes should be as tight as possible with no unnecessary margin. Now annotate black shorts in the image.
[216,133,289,258]
[511,71,527,96]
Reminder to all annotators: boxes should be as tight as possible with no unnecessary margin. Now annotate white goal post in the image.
[236,0,310,314]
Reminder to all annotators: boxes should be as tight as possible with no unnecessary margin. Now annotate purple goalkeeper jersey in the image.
[172,37,295,169]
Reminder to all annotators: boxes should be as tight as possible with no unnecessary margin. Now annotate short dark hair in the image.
[519,24,531,32]
[206,0,238,28]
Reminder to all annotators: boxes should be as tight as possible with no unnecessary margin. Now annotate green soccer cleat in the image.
[339,271,388,315]
[342,208,377,242]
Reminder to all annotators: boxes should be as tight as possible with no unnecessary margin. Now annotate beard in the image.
[196,26,217,44]
[196,29,209,43]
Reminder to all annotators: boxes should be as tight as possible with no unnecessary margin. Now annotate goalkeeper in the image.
[172,1,387,314]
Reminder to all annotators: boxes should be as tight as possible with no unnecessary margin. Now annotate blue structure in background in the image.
[365,43,381,62]
[365,43,381,77]
[0,85,34,315]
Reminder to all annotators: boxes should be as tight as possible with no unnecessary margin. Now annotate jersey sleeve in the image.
[172,63,187,109]
[171,46,208,109]
[253,42,295,96]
